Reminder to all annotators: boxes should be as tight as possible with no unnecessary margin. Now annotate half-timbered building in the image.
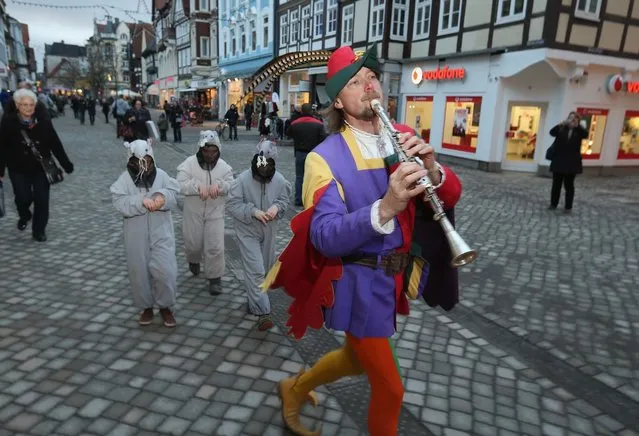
[398,0,639,174]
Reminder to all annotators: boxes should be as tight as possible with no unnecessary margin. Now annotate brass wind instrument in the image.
[370,99,478,268]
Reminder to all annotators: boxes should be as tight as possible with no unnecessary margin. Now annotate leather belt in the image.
[341,252,410,276]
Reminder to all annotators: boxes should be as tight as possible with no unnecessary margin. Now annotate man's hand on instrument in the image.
[399,132,441,185]
[398,132,436,170]
[378,162,428,225]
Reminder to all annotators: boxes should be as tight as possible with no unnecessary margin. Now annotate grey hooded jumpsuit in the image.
[176,155,234,279]
[227,169,291,315]
[110,168,180,310]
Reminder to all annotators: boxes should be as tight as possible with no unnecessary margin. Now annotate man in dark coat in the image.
[548,112,588,212]
[288,103,326,206]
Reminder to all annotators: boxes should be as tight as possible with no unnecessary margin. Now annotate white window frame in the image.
[341,4,354,45]
[200,36,210,58]
[250,20,257,51]
[302,6,311,41]
[369,0,385,42]
[574,0,601,21]
[413,0,431,39]
[327,0,338,36]
[313,1,324,39]
[496,0,527,25]
[438,0,462,36]
[391,0,408,40]
[263,16,269,48]
[280,14,289,46]
[198,0,209,10]
[290,9,300,44]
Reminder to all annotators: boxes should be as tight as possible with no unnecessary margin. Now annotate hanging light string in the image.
[10,0,151,16]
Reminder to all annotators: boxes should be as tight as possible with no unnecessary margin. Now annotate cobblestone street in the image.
[0,113,637,435]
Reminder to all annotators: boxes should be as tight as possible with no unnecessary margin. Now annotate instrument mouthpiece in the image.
[370,99,382,111]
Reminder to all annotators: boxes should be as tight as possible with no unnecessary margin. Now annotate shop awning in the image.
[178,88,196,93]
[146,83,160,96]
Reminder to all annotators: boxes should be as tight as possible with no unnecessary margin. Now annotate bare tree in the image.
[86,37,118,95]
[56,59,85,90]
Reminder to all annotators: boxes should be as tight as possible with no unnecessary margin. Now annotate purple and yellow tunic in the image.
[263,125,462,340]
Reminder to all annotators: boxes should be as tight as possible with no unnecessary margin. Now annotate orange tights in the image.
[293,334,404,436]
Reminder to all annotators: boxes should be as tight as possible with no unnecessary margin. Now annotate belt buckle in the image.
[383,253,407,276]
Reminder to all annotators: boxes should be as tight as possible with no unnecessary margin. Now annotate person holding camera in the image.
[547,111,588,213]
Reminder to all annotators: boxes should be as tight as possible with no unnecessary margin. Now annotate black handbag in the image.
[20,130,64,185]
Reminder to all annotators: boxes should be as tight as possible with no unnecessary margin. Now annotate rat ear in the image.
[123,141,131,150]
[147,138,153,146]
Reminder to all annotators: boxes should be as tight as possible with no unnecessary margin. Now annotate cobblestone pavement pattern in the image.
[0,113,637,435]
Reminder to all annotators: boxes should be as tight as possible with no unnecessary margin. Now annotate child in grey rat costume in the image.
[110,139,180,328]
[177,130,234,295]
[227,139,291,331]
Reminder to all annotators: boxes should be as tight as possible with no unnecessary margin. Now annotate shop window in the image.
[618,110,639,160]
[576,107,607,160]
[505,105,541,162]
[442,96,481,153]
[404,96,434,143]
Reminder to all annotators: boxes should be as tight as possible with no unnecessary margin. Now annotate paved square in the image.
[0,113,637,435]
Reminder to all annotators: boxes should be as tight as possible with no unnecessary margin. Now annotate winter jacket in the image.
[289,116,326,153]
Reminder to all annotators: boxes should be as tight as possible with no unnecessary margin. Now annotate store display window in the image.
[576,107,608,160]
[404,96,433,142]
[442,96,482,153]
[618,110,639,159]
[505,105,542,162]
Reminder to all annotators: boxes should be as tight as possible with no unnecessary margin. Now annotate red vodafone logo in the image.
[411,67,423,85]
[606,74,639,94]
[607,74,624,93]
[411,66,465,85]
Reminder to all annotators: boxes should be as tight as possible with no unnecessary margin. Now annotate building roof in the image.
[132,23,154,58]
[44,41,86,58]
[19,23,29,46]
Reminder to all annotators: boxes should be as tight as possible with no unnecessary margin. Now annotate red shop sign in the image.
[446,96,482,105]
[406,96,434,102]
[625,110,639,118]
[411,66,465,85]
[577,107,609,116]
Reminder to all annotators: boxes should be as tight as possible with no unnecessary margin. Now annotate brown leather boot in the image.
[278,370,322,436]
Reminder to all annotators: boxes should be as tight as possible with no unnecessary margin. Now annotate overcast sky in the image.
[7,0,153,72]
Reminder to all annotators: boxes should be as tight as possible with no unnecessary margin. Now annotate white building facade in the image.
[398,0,639,174]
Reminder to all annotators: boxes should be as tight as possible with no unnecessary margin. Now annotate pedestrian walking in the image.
[176,130,234,295]
[158,111,169,142]
[547,111,588,213]
[0,88,74,242]
[261,45,463,436]
[110,139,180,328]
[288,103,326,206]
[227,139,291,331]
[224,104,239,140]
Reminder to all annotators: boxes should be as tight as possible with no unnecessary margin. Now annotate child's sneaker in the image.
[257,315,274,331]
[138,308,154,326]
[159,308,176,328]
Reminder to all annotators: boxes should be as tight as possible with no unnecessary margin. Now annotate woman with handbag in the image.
[547,111,588,213]
[0,89,74,241]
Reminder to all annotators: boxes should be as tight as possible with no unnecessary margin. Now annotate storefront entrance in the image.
[502,103,546,172]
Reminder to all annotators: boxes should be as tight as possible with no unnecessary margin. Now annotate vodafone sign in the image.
[411,66,466,85]
[607,74,639,94]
